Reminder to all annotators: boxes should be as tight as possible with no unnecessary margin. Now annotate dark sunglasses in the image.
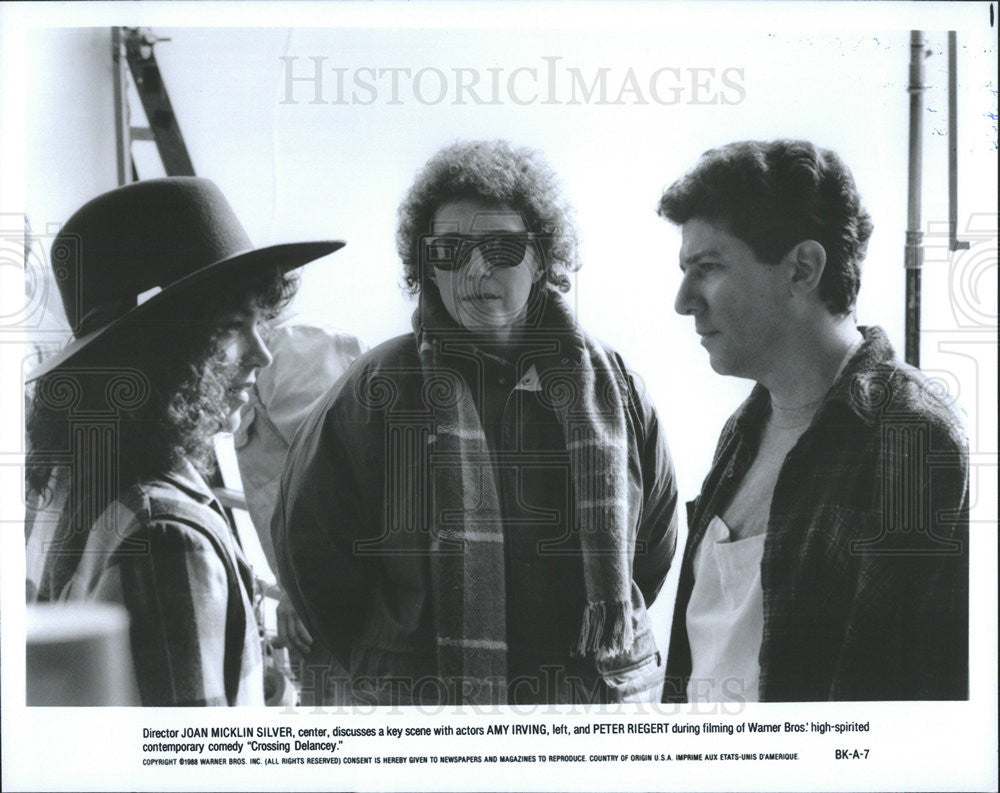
[421,232,543,272]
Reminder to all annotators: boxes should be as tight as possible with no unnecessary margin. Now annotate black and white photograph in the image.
[1,2,996,791]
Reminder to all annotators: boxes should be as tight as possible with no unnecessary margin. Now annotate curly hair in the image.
[658,139,873,315]
[26,265,298,505]
[396,140,581,294]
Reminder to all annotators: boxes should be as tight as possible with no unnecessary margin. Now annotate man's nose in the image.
[674,272,701,316]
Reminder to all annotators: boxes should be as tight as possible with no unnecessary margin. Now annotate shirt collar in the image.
[161,458,217,505]
[732,325,896,433]
[820,325,897,425]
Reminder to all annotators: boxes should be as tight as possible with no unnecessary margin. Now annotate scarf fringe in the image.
[574,600,633,657]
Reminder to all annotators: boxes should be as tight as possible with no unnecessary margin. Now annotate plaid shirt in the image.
[33,460,264,706]
[664,326,969,702]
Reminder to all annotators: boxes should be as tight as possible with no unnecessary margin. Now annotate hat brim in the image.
[26,240,345,382]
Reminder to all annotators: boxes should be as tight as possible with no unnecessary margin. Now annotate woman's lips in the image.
[226,383,253,403]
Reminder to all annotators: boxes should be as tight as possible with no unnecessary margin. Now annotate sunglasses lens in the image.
[479,236,528,269]
[424,235,531,271]
[424,238,460,270]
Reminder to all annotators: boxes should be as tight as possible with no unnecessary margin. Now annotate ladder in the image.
[112,27,195,185]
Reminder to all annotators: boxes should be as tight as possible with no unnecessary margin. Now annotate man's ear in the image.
[786,240,827,297]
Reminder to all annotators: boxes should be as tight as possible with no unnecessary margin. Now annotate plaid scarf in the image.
[415,287,634,705]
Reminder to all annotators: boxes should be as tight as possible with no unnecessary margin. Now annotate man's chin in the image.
[706,352,723,371]
[708,356,759,383]
[707,353,737,377]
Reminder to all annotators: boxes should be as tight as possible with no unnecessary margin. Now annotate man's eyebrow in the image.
[679,248,721,267]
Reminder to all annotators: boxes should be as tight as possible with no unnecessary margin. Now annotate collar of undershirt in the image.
[767,336,863,430]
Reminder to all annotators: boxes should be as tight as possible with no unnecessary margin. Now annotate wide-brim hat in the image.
[27,177,344,381]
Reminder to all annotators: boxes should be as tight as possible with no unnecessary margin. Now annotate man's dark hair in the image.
[658,139,873,315]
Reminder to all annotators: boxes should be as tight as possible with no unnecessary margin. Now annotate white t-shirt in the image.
[685,338,862,702]
[686,515,766,703]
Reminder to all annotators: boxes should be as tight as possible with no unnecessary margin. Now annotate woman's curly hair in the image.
[396,140,581,294]
[26,265,298,505]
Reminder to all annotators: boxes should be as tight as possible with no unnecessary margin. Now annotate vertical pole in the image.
[948,31,971,253]
[904,30,925,368]
[111,28,131,187]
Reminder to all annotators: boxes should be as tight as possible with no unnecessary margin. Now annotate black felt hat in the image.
[27,177,344,381]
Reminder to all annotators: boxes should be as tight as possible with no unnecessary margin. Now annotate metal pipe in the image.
[904,30,926,368]
[948,31,970,253]
[111,28,131,187]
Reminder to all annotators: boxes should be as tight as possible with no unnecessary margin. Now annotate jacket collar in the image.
[731,325,896,434]
[819,325,897,425]
[161,458,217,505]
[161,458,248,561]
